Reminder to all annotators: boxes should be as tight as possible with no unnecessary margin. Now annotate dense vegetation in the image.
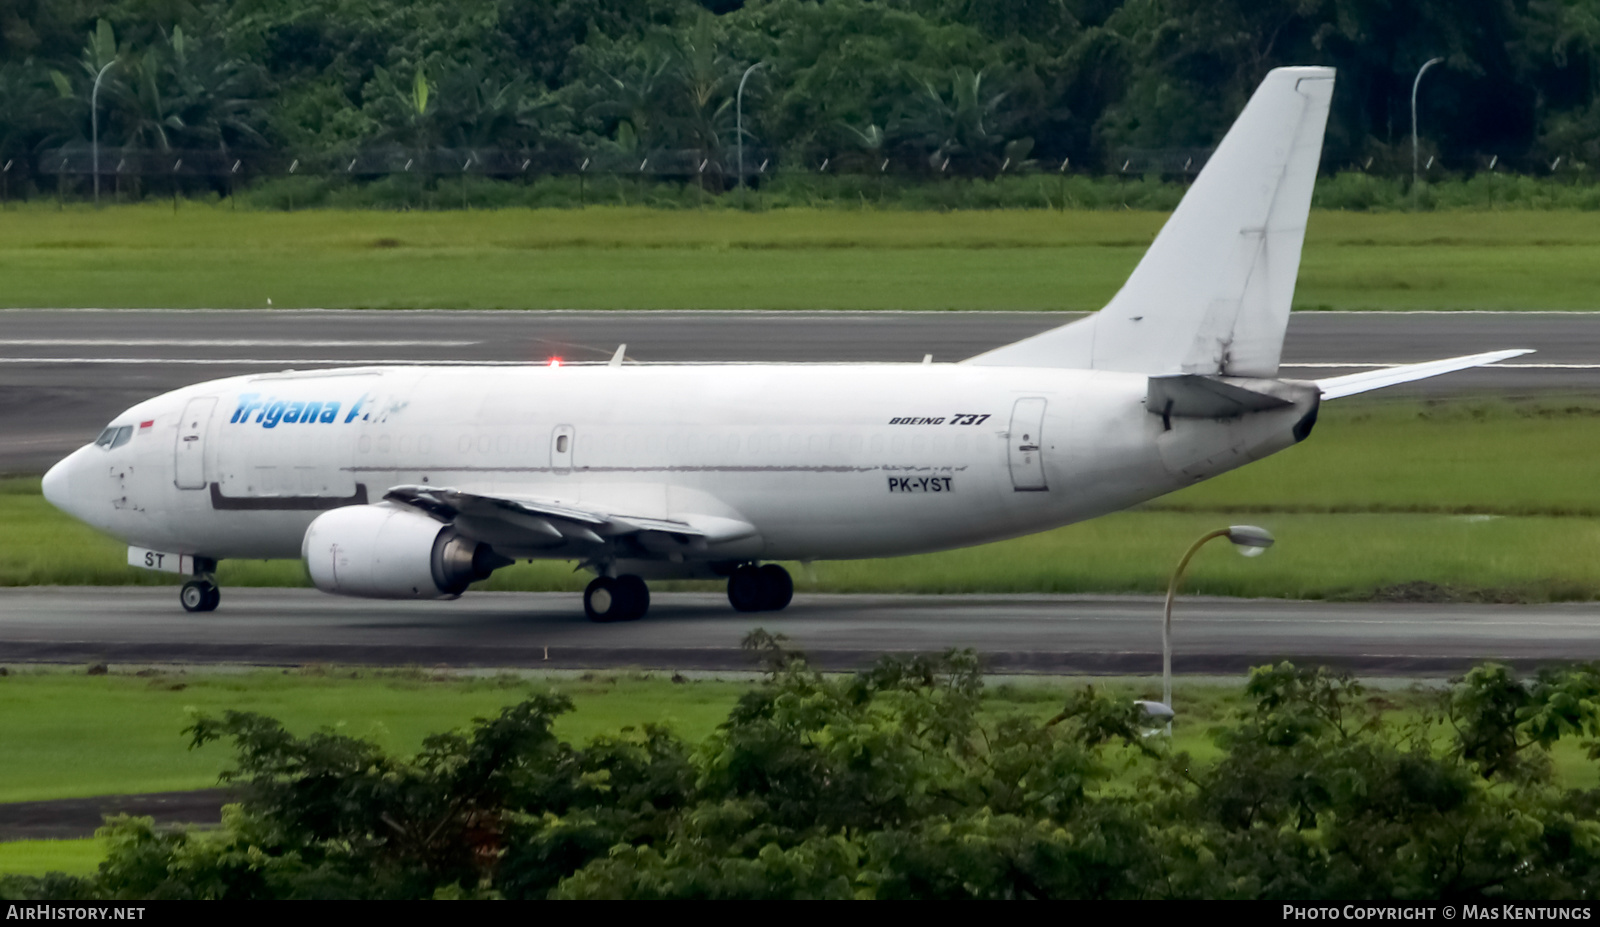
[1,0,1598,203]
[3,637,1599,900]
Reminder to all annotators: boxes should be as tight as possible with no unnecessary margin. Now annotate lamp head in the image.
[1226,524,1274,557]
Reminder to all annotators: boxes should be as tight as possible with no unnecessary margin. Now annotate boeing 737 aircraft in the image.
[43,67,1528,621]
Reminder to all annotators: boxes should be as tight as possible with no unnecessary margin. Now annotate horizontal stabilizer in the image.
[1148,374,1297,419]
[1315,349,1534,400]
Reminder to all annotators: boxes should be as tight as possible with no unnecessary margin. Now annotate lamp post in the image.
[1159,525,1274,734]
[91,59,118,207]
[1411,57,1444,190]
[736,61,765,190]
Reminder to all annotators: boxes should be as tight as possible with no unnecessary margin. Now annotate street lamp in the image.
[1411,57,1444,190]
[1157,525,1275,734]
[91,58,118,207]
[736,61,765,190]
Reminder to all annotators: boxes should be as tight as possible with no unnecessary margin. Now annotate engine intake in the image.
[302,503,511,599]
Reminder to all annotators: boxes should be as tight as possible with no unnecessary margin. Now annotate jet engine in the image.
[302,503,510,599]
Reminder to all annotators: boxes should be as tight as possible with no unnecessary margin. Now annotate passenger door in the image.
[1007,398,1048,492]
[174,397,216,490]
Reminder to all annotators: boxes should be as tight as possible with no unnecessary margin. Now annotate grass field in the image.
[8,399,1600,601]
[0,204,1597,310]
[0,667,1239,804]
[0,839,106,877]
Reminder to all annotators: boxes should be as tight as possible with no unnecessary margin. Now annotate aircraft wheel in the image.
[584,576,623,622]
[612,574,650,621]
[180,580,219,613]
[757,564,793,612]
[727,564,765,613]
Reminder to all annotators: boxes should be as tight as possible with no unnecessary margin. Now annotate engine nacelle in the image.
[302,503,509,599]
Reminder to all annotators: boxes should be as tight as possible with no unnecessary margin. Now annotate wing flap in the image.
[383,485,757,554]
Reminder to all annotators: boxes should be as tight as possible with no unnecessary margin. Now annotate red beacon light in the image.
[549,357,562,367]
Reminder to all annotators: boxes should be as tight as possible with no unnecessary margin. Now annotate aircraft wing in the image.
[1315,349,1534,400]
[382,484,758,556]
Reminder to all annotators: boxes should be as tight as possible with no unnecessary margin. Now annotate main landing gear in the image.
[582,563,794,622]
[585,574,650,622]
[180,578,220,613]
[727,563,793,613]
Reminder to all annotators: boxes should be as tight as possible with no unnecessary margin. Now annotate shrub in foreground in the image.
[4,637,1599,900]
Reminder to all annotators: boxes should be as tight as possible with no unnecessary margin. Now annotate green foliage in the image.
[2,0,1599,196]
[6,647,1600,899]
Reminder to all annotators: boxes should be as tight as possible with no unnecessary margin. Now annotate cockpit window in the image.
[95,425,133,450]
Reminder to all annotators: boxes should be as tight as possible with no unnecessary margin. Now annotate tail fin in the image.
[967,66,1335,375]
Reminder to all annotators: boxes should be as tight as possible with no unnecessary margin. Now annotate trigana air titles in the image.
[45,67,1529,621]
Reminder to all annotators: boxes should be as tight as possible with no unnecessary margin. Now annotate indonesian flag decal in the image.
[139,420,154,430]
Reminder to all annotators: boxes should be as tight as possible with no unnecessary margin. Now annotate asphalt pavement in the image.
[4,308,1600,474]
[3,587,1598,676]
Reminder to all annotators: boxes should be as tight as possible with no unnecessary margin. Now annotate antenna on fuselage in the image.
[609,344,627,367]
[922,354,932,364]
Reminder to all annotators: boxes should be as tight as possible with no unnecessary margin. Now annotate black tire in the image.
[727,564,765,612]
[180,580,218,613]
[584,576,621,622]
[612,574,650,621]
[757,564,793,611]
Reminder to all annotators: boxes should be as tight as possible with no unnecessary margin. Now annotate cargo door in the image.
[174,397,216,490]
[1007,398,1048,492]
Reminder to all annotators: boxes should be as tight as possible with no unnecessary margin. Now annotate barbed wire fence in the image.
[5,143,1592,209]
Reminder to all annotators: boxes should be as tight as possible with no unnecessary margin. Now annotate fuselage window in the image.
[556,434,569,454]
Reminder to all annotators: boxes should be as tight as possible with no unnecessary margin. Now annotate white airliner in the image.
[42,67,1528,621]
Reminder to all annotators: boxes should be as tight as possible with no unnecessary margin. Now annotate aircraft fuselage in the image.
[44,362,1312,568]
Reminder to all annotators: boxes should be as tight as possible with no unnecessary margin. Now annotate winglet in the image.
[1315,349,1533,400]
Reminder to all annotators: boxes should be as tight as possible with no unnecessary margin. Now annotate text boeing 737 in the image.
[42,67,1529,621]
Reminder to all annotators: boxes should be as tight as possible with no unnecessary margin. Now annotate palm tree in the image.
[894,67,1016,171]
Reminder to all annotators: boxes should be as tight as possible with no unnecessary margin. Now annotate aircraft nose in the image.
[41,449,83,518]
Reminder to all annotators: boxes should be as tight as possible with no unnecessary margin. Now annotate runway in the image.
[4,587,1598,676]
[3,308,1599,473]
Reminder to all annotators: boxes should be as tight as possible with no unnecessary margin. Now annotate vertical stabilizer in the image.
[967,67,1334,375]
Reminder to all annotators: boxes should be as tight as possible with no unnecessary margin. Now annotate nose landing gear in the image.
[728,563,793,613]
[180,578,220,613]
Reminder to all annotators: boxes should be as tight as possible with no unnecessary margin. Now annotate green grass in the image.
[0,669,748,804]
[0,204,1597,310]
[10,399,1600,601]
[2,667,1588,805]
[0,839,107,877]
